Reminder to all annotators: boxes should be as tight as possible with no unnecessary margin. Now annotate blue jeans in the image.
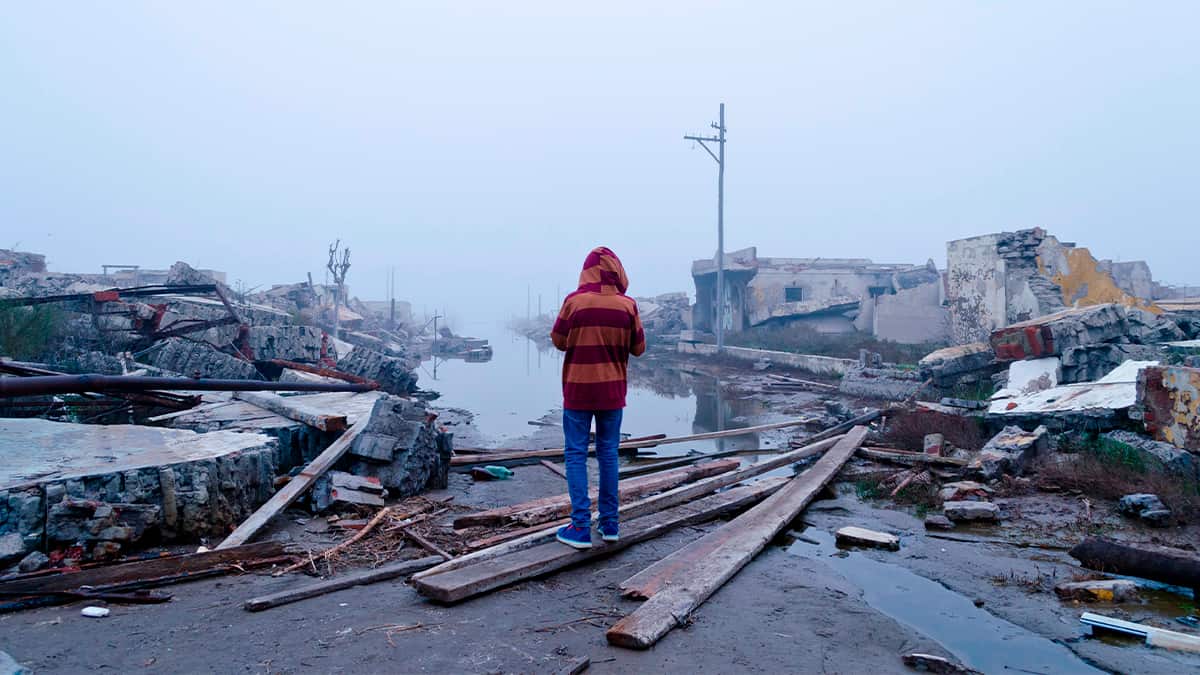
[562,408,622,529]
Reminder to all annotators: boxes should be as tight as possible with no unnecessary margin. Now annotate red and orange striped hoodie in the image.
[551,247,646,410]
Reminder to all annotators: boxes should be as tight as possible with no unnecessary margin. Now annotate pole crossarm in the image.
[684,135,722,164]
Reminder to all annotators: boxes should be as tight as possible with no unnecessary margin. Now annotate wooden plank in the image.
[243,556,442,612]
[233,391,348,432]
[540,460,568,479]
[413,477,789,603]
[859,447,968,467]
[0,542,286,594]
[617,447,783,479]
[217,417,369,549]
[605,426,869,650]
[835,526,900,551]
[450,419,828,466]
[452,459,739,529]
[146,399,233,423]
[619,521,739,599]
[413,435,844,581]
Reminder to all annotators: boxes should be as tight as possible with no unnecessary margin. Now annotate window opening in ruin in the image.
[784,287,804,302]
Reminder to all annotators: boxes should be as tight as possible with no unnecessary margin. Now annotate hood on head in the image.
[577,246,629,295]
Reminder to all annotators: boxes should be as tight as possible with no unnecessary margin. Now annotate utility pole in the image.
[684,103,727,352]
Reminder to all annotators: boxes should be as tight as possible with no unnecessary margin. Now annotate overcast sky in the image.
[2,2,1197,325]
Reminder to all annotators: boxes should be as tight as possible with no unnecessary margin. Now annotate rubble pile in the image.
[634,292,691,337]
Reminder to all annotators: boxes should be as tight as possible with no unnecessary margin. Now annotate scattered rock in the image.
[16,551,49,573]
[80,606,110,618]
[0,533,27,567]
[835,526,900,551]
[969,425,1047,480]
[938,481,992,503]
[1118,493,1173,527]
[943,501,1000,522]
[924,514,955,530]
[1054,579,1139,603]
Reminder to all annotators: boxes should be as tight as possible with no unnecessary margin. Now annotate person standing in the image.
[550,246,646,548]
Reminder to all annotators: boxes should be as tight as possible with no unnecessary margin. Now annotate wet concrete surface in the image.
[3,343,1199,673]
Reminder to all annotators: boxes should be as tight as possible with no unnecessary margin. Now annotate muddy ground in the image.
[2,354,1198,674]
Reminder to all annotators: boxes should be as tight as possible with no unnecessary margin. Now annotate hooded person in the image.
[550,246,646,548]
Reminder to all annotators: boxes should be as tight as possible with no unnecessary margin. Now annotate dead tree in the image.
[326,240,351,337]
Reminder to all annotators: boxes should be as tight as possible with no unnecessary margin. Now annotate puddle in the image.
[422,328,771,453]
[784,528,1105,674]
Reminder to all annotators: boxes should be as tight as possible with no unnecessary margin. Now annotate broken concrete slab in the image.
[1061,343,1166,384]
[943,501,1000,522]
[17,550,49,573]
[988,360,1158,423]
[342,396,450,498]
[336,347,418,395]
[919,342,997,386]
[835,526,899,551]
[990,304,1130,361]
[838,366,926,401]
[1118,494,1173,528]
[994,357,1060,397]
[238,325,325,363]
[1054,579,1138,603]
[968,425,1047,480]
[1137,364,1200,451]
[1102,430,1197,480]
[0,418,277,558]
[144,337,259,380]
[923,514,955,530]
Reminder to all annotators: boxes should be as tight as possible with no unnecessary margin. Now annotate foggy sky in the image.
[2,2,1197,326]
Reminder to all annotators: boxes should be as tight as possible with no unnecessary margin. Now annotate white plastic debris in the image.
[81,606,110,618]
[196,545,210,553]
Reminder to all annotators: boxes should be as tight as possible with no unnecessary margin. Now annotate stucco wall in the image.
[947,234,1007,344]
[873,283,950,344]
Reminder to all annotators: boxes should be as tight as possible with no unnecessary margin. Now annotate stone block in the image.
[990,304,1129,361]
[968,425,1048,480]
[337,347,418,395]
[1102,430,1197,480]
[919,342,996,385]
[240,325,324,363]
[838,366,926,401]
[924,514,955,530]
[18,550,49,573]
[145,337,258,379]
[1118,493,1173,528]
[0,532,27,566]
[344,396,449,498]
[943,501,1000,522]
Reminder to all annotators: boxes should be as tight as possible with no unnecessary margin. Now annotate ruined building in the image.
[946,228,1176,345]
[691,247,948,344]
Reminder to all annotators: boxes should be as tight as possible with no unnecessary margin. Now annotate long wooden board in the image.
[0,541,287,594]
[617,447,784,479]
[605,426,869,649]
[412,434,844,581]
[449,418,825,466]
[243,555,442,611]
[413,477,789,603]
[452,459,739,529]
[217,417,369,549]
[233,391,349,432]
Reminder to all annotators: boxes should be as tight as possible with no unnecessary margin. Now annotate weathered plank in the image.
[217,417,369,549]
[605,426,869,649]
[452,459,739,529]
[835,526,900,551]
[413,477,789,603]
[243,555,442,612]
[540,460,568,479]
[0,541,287,595]
[233,390,348,432]
[450,419,824,466]
[617,447,783,479]
[414,435,844,581]
[859,447,968,467]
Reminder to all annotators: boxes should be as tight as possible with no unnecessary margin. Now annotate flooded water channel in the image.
[421,329,765,455]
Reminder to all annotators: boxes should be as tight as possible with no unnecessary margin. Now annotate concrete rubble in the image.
[1117,493,1173,528]
[969,425,1047,480]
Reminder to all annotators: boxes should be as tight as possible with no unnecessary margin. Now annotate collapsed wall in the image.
[947,227,1165,345]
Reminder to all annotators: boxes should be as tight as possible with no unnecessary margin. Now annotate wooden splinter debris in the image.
[277,505,395,576]
[605,426,869,650]
[835,526,900,551]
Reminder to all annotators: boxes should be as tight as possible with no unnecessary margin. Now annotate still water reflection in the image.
[421,330,763,454]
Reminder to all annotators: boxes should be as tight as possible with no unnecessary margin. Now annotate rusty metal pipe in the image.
[0,374,376,397]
